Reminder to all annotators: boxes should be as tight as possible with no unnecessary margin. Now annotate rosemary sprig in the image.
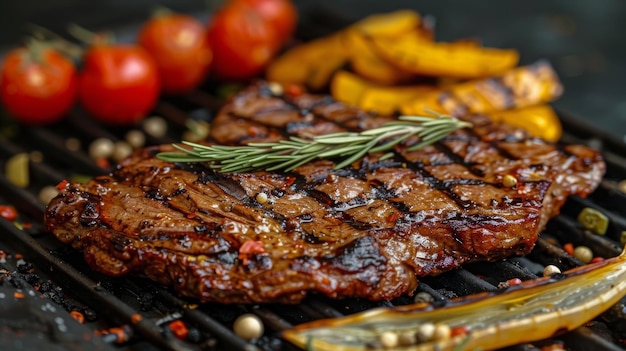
[156,113,472,172]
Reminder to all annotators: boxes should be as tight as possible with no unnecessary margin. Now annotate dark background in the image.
[1,0,625,142]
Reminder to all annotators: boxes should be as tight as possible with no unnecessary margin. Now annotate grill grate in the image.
[1,85,626,350]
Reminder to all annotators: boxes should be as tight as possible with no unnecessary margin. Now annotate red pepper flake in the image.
[563,242,574,256]
[13,291,24,299]
[169,320,189,340]
[248,126,261,137]
[96,157,110,169]
[284,176,296,188]
[286,84,304,97]
[109,327,129,343]
[0,205,17,222]
[238,240,265,265]
[14,253,23,260]
[131,314,143,324]
[386,211,401,223]
[591,256,605,264]
[0,250,6,260]
[450,326,469,337]
[70,310,85,323]
[56,179,70,191]
[186,213,197,219]
[507,278,523,286]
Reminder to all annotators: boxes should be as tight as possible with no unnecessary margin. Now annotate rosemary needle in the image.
[157,113,472,172]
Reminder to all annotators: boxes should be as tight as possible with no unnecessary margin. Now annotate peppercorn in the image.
[125,130,146,149]
[574,245,593,263]
[433,324,451,342]
[38,186,59,204]
[233,313,264,340]
[256,192,268,204]
[378,331,398,349]
[89,138,114,159]
[415,323,435,342]
[502,174,518,188]
[143,116,168,138]
[543,265,561,276]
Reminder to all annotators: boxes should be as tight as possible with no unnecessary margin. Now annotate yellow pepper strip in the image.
[400,60,563,117]
[283,246,626,351]
[488,105,563,142]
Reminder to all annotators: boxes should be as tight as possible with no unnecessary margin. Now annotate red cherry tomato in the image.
[206,0,281,82]
[138,12,212,94]
[240,0,298,42]
[78,44,160,125]
[0,44,77,125]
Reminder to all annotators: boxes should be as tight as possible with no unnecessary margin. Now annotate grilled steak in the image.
[44,82,605,304]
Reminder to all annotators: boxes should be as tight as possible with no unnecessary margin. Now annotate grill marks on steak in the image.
[44,82,605,304]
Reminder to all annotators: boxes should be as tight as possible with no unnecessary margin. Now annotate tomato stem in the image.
[152,5,174,18]
[26,24,84,60]
[67,23,115,46]
[205,0,228,12]
[25,37,44,64]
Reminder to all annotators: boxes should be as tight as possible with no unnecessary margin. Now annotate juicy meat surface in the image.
[44,82,605,304]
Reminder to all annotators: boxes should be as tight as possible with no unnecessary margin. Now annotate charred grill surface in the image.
[44,83,605,304]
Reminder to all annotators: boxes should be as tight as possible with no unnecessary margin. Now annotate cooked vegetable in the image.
[5,152,29,188]
[369,29,519,79]
[284,246,626,351]
[329,70,370,106]
[358,84,433,115]
[265,31,348,91]
[241,0,298,42]
[267,9,427,90]
[138,11,212,94]
[78,39,160,125]
[207,0,281,82]
[577,207,609,235]
[0,41,77,125]
[345,29,415,86]
[350,9,422,37]
[487,104,562,142]
[399,61,563,127]
[0,205,18,221]
[330,70,432,114]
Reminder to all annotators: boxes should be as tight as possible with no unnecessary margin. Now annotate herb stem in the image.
[157,113,472,172]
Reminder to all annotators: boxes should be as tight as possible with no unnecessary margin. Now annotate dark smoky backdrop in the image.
[1,0,624,139]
